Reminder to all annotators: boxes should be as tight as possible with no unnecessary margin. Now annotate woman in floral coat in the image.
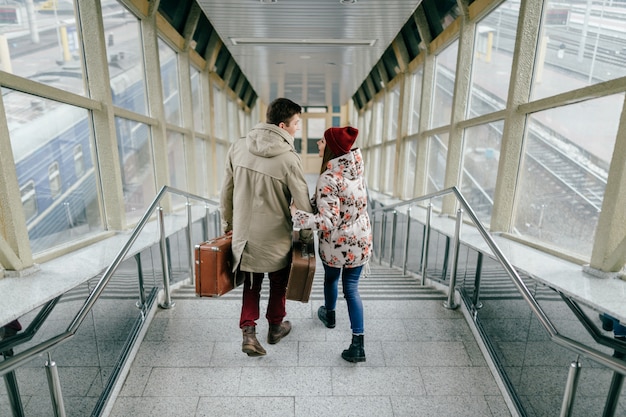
[291,126,372,362]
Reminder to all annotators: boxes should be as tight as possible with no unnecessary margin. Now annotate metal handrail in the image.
[370,186,626,376]
[0,186,219,377]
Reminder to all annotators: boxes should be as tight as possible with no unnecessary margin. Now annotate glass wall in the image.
[514,95,622,256]
[357,0,626,261]
[8,91,104,253]
[430,41,458,129]
[158,39,182,126]
[468,1,520,118]
[532,0,626,101]
[0,0,85,95]
[104,3,147,115]
[115,117,156,225]
[191,67,204,133]
[426,133,448,211]
[461,121,503,225]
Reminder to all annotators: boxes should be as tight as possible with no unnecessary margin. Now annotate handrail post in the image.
[420,203,432,286]
[186,201,195,286]
[402,205,412,275]
[443,208,463,310]
[559,358,581,417]
[204,204,211,241]
[2,342,24,417]
[390,210,397,268]
[379,211,387,265]
[158,206,175,309]
[134,253,146,309]
[602,368,624,417]
[45,353,66,417]
[213,210,221,237]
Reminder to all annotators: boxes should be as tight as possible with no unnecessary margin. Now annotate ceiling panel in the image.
[196,0,422,108]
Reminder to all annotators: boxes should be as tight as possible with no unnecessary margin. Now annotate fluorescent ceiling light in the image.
[230,38,376,46]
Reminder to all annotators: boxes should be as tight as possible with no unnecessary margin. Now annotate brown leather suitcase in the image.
[286,231,316,302]
[195,234,242,297]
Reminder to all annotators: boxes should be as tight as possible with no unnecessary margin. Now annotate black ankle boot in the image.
[318,306,335,328]
[341,334,366,363]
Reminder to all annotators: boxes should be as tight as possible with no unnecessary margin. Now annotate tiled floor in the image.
[108,264,513,417]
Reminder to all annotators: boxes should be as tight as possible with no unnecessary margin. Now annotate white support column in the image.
[78,0,126,230]
[490,0,543,233]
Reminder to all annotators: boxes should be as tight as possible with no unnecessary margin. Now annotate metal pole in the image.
[472,252,484,310]
[559,359,581,417]
[379,211,387,265]
[158,207,175,309]
[213,210,221,237]
[402,205,412,276]
[443,208,463,310]
[2,327,24,417]
[390,210,397,268]
[134,253,146,309]
[204,204,211,241]
[186,201,195,286]
[45,353,66,417]
[420,203,432,285]
[602,370,624,416]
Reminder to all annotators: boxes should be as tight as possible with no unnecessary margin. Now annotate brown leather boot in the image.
[242,326,266,356]
[267,321,291,344]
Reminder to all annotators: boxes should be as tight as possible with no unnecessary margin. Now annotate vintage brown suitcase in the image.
[195,234,242,297]
[286,231,316,302]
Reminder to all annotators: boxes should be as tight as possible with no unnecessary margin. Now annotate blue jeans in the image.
[323,264,364,334]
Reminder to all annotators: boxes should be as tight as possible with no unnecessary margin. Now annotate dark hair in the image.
[320,145,337,175]
[266,98,302,126]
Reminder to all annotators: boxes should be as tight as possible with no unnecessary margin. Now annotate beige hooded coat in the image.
[220,123,313,273]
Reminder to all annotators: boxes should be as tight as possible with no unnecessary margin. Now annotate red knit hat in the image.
[324,126,358,156]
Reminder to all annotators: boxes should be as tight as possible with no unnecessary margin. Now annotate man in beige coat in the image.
[220,98,313,356]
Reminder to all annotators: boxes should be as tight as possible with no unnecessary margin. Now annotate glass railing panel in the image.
[1,190,217,417]
[0,256,153,417]
[402,213,425,275]
[457,250,625,416]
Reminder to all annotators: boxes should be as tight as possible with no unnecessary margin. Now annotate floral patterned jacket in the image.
[293,148,372,268]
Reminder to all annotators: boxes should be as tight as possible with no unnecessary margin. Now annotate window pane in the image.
[362,108,373,147]
[104,1,147,114]
[426,133,449,211]
[191,67,204,132]
[383,143,395,194]
[531,1,626,100]
[468,1,520,118]
[368,148,381,190]
[167,130,187,190]
[430,41,458,129]
[461,121,504,225]
[408,69,423,135]
[372,98,384,145]
[195,137,208,196]
[7,90,104,253]
[227,97,239,139]
[159,39,182,126]
[1,0,85,95]
[307,118,325,154]
[213,86,225,139]
[514,94,623,257]
[402,138,418,198]
[115,117,156,225]
[215,141,228,192]
[386,85,400,141]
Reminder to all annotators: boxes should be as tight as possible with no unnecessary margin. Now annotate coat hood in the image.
[326,148,364,180]
[246,122,295,158]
